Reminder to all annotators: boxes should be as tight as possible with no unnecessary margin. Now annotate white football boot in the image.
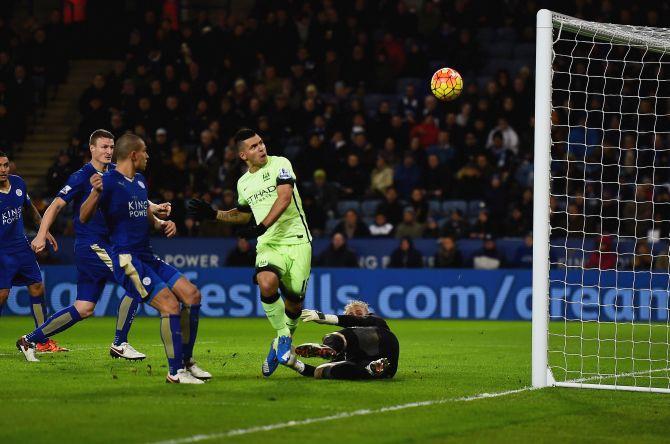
[110,342,146,360]
[166,368,205,384]
[16,336,39,362]
[186,358,212,380]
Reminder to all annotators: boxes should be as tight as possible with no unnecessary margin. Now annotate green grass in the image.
[0,317,669,443]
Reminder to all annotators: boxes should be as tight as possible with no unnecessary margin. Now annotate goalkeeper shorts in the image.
[254,242,312,300]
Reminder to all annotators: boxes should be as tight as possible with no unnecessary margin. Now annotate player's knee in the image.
[154,293,180,316]
[0,289,9,305]
[256,272,278,296]
[77,305,94,318]
[28,283,44,297]
[183,284,201,305]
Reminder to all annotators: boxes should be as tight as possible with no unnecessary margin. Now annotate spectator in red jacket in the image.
[584,235,617,270]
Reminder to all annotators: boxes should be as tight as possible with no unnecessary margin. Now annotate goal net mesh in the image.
[548,13,670,390]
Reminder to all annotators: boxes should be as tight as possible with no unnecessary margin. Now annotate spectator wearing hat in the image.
[472,235,505,270]
[389,237,423,268]
[305,169,338,219]
[395,206,425,239]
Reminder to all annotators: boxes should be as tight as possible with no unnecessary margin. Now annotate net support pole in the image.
[532,8,553,389]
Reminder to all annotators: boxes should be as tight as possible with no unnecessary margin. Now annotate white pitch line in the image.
[149,386,533,444]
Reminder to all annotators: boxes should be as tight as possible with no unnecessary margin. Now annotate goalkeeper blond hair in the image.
[344,300,370,316]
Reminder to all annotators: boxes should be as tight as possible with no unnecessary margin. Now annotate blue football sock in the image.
[160,314,183,376]
[180,303,201,364]
[30,295,48,329]
[27,305,82,344]
[113,295,139,346]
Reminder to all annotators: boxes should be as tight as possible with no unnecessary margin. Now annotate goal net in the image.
[533,10,670,393]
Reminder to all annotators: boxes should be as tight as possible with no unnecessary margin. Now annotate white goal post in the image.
[533,9,670,393]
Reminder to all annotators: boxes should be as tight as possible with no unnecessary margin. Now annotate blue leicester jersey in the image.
[0,175,31,250]
[59,163,113,247]
[98,169,151,253]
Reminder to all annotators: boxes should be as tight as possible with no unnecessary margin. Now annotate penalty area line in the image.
[150,386,533,444]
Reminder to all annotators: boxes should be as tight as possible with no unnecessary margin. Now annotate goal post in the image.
[532,9,670,393]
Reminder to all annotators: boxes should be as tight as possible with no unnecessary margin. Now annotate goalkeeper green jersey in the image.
[236,155,312,246]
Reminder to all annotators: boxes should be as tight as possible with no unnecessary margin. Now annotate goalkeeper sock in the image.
[160,314,183,376]
[261,293,290,337]
[30,294,48,329]
[180,303,201,364]
[27,305,82,344]
[285,308,300,336]
[113,295,139,346]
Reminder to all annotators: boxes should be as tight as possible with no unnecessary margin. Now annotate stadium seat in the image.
[325,218,340,234]
[337,200,361,216]
[361,200,382,217]
[428,200,443,217]
[442,200,467,215]
[468,200,486,218]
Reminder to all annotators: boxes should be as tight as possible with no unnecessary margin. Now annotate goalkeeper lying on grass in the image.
[283,300,399,380]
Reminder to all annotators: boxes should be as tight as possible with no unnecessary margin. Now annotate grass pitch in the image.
[0,317,669,443]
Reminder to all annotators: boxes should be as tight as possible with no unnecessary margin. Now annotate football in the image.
[430,67,463,101]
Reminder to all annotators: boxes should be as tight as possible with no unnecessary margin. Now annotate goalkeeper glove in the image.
[187,198,217,221]
[300,309,338,325]
[238,223,268,240]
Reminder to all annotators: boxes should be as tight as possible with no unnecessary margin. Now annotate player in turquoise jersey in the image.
[188,128,312,377]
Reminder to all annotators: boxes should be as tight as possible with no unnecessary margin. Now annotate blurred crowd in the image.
[0,10,70,155]
[27,0,670,268]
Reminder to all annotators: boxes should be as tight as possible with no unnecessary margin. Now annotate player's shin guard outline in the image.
[30,294,48,329]
[160,314,183,376]
[26,305,82,344]
[180,303,200,363]
[114,295,138,346]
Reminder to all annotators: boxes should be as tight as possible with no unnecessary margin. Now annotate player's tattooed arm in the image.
[79,174,102,223]
[186,198,252,224]
[216,208,252,224]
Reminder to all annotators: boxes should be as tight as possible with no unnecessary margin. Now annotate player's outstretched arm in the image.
[300,309,387,328]
[237,183,292,240]
[31,197,66,252]
[187,198,252,225]
[300,309,339,325]
[79,174,102,223]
